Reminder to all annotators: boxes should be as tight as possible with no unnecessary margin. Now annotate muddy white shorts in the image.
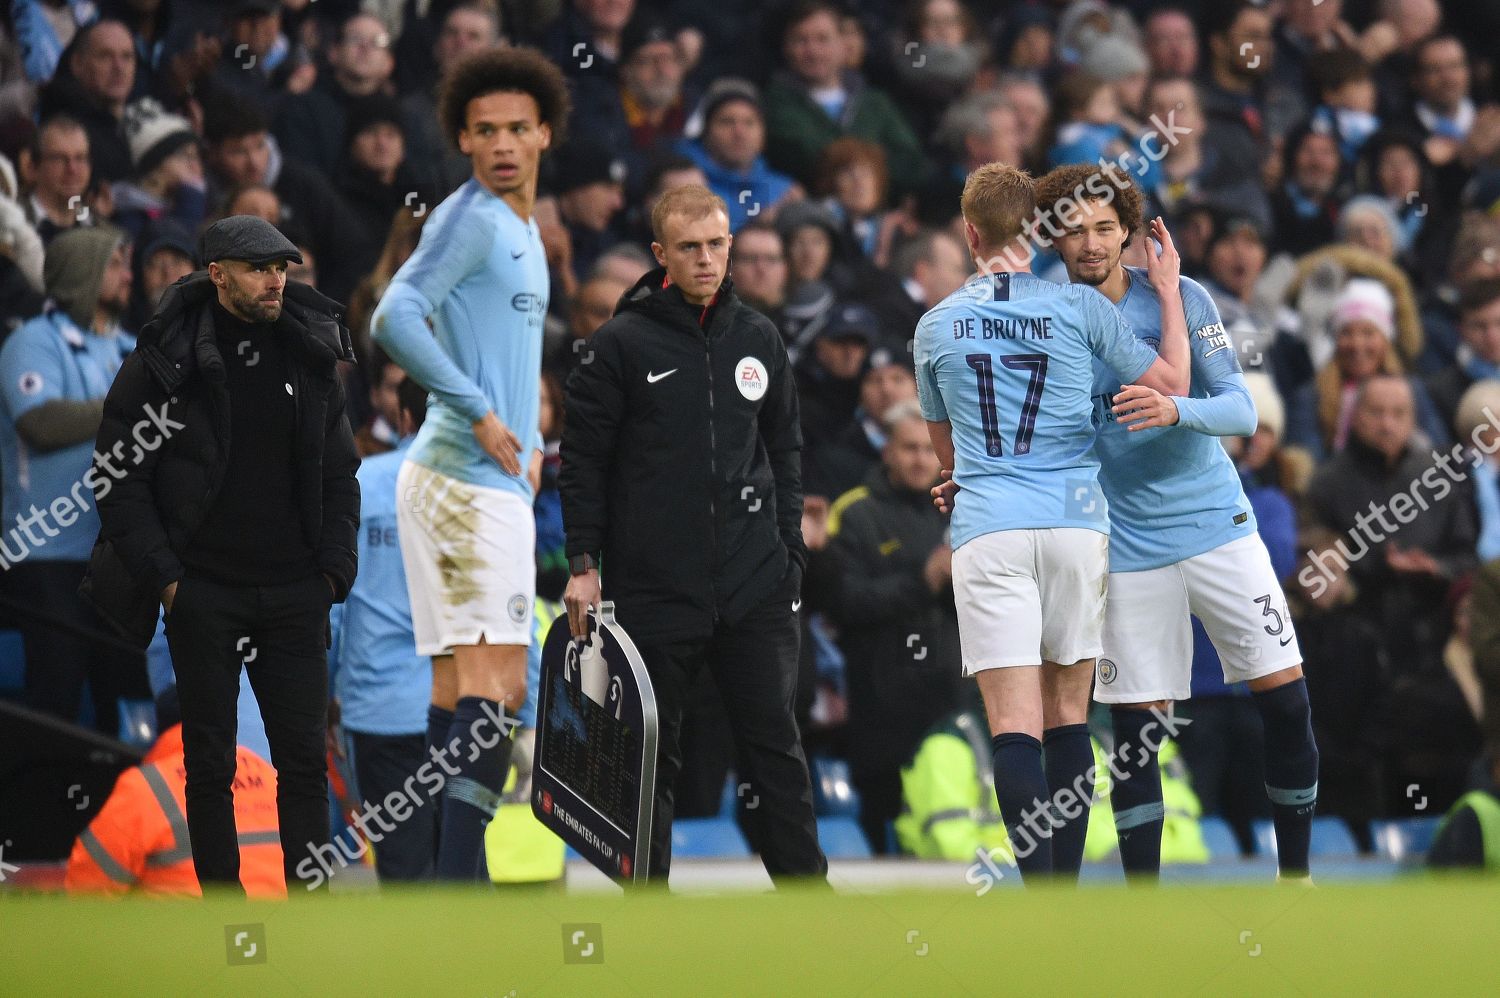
[396,461,535,655]
[952,527,1109,675]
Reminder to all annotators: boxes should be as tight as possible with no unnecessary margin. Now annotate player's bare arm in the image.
[926,420,958,513]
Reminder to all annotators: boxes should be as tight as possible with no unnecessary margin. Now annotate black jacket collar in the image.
[137,272,354,391]
[616,266,741,337]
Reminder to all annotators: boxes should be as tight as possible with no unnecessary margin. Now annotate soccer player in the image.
[1035,163,1319,883]
[371,47,570,881]
[915,163,1191,883]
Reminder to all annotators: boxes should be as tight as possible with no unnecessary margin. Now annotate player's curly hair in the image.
[1033,163,1144,248]
[438,45,571,151]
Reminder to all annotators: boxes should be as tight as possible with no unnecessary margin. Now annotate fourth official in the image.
[560,184,827,883]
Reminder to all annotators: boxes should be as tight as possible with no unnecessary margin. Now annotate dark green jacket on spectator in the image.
[763,70,928,197]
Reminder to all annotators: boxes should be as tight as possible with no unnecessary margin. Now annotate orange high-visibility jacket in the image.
[65,725,287,898]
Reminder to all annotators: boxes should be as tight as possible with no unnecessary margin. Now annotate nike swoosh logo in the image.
[646,369,678,383]
[511,248,525,258]
[792,600,802,612]
[1279,635,1294,647]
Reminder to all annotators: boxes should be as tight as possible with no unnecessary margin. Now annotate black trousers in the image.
[6,559,149,736]
[346,730,436,881]
[166,573,332,892]
[637,587,827,882]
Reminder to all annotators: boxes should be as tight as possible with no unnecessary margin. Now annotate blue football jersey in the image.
[372,179,549,502]
[1089,269,1257,572]
[915,271,1158,549]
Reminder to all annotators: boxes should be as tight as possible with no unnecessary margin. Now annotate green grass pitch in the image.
[4,876,1497,995]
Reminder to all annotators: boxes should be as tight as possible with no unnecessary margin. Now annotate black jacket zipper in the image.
[704,328,719,624]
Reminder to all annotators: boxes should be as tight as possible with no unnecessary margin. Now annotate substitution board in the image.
[533,602,657,883]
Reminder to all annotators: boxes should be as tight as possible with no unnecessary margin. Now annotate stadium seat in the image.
[719,772,739,817]
[671,817,751,858]
[1253,817,1359,858]
[1372,817,1443,861]
[810,756,860,818]
[0,629,25,695]
[1199,816,1244,859]
[817,816,872,859]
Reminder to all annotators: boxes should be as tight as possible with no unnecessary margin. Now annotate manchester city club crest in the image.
[1098,658,1118,684]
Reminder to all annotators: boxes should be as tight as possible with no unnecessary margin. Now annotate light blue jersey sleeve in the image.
[0,321,68,420]
[1082,289,1157,385]
[1171,282,1258,437]
[914,311,948,423]
[372,207,496,424]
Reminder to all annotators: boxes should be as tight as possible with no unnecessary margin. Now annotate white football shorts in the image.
[952,527,1109,675]
[1095,533,1302,703]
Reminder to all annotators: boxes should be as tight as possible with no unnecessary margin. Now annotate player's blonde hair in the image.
[651,184,729,243]
[961,163,1035,251]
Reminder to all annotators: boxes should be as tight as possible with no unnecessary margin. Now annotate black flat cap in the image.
[199,215,303,266]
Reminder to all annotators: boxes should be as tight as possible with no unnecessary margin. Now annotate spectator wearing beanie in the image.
[547,138,627,285]
[568,10,698,196]
[677,79,801,233]
[110,102,206,241]
[1285,277,1447,460]
[1077,33,1150,126]
[1336,195,1408,278]
[336,94,426,279]
[794,300,874,453]
[128,219,196,331]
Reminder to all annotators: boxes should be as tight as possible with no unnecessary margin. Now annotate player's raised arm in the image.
[1129,217,1191,397]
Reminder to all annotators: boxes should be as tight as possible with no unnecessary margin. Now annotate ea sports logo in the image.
[735,356,767,401]
[1098,659,1118,684]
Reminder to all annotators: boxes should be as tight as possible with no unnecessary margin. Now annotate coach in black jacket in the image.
[561,185,826,882]
[82,216,359,894]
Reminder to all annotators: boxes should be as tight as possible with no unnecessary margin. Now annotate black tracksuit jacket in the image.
[560,268,805,645]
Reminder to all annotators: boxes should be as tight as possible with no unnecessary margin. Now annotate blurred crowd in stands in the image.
[3,0,1500,861]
